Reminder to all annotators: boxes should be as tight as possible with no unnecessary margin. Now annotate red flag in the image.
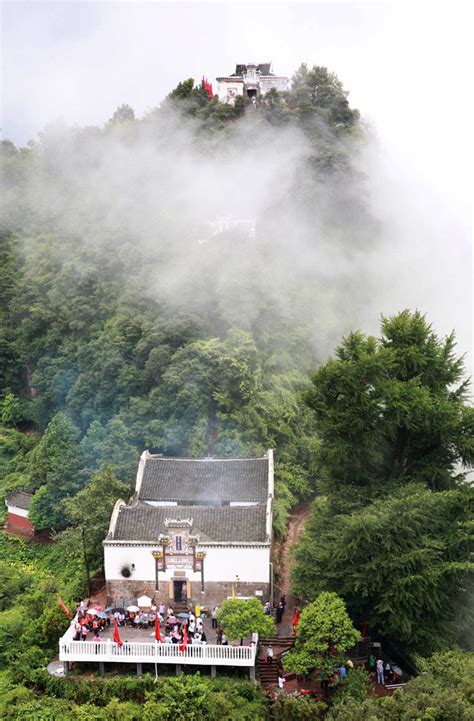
[155,613,162,643]
[201,77,213,99]
[59,595,72,618]
[179,624,188,652]
[113,619,123,647]
[292,609,300,632]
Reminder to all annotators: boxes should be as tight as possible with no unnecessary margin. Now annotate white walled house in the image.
[104,452,274,606]
[216,63,288,105]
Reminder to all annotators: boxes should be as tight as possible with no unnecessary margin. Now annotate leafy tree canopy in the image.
[27,412,85,530]
[216,598,274,642]
[292,484,474,655]
[284,592,360,677]
[306,310,474,496]
[109,104,135,124]
[327,649,474,721]
[63,466,131,570]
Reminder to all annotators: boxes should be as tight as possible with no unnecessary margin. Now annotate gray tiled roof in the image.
[234,63,273,76]
[139,457,269,503]
[111,502,268,543]
[5,491,33,510]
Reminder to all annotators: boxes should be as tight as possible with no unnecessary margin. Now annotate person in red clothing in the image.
[292,608,300,634]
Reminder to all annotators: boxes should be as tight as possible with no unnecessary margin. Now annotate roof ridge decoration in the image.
[164,518,193,528]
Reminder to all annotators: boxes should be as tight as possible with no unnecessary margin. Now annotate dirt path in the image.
[274,504,311,607]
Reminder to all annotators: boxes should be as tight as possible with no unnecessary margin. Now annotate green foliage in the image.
[292,485,474,655]
[306,310,474,496]
[0,673,268,720]
[290,64,359,127]
[330,666,372,709]
[0,393,23,427]
[217,598,275,642]
[284,592,360,677]
[0,685,36,721]
[271,694,327,720]
[28,412,85,530]
[0,608,28,664]
[0,535,84,672]
[7,646,49,684]
[80,419,137,480]
[109,104,135,124]
[327,649,474,721]
[41,604,71,650]
[63,467,131,570]
[0,561,34,611]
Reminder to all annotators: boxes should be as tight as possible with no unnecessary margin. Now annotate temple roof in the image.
[233,63,273,76]
[138,456,269,503]
[110,502,268,544]
[5,491,33,510]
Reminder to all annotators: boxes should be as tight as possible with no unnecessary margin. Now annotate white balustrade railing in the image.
[59,639,257,667]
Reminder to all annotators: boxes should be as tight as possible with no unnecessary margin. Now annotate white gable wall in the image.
[5,503,29,518]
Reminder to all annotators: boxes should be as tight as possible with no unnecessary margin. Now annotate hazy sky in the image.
[1,0,472,368]
[2,1,471,204]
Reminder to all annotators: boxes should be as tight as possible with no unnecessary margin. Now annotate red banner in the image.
[179,625,188,652]
[113,619,123,647]
[59,595,72,618]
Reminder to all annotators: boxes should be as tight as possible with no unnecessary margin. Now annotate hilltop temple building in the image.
[216,63,288,104]
[104,451,274,606]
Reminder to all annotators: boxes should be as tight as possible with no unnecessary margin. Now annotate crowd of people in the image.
[69,595,403,698]
[72,607,110,641]
[70,602,227,647]
[368,654,402,685]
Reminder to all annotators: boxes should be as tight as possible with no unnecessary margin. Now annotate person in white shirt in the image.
[278,673,286,692]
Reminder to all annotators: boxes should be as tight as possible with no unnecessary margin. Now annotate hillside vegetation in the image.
[1,65,473,719]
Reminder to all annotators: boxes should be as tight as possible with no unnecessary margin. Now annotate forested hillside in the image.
[0,65,367,537]
[1,65,473,719]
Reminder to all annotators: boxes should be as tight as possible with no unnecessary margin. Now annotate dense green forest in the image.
[1,65,473,719]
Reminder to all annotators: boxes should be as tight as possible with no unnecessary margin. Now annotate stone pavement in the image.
[95,614,220,644]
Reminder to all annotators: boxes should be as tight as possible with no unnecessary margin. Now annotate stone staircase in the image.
[259,636,295,653]
[172,601,189,613]
[256,657,280,685]
[257,636,295,686]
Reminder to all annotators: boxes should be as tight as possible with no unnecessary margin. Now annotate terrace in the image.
[58,619,258,678]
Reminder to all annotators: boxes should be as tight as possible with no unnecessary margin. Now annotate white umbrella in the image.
[87,609,97,616]
[127,605,140,612]
[137,595,152,608]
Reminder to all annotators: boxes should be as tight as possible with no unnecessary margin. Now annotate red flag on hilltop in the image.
[179,624,188,652]
[59,595,72,618]
[155,613,162,643]
[201,77,213,99]
[113,620,123,647]
[292,609,300,633]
